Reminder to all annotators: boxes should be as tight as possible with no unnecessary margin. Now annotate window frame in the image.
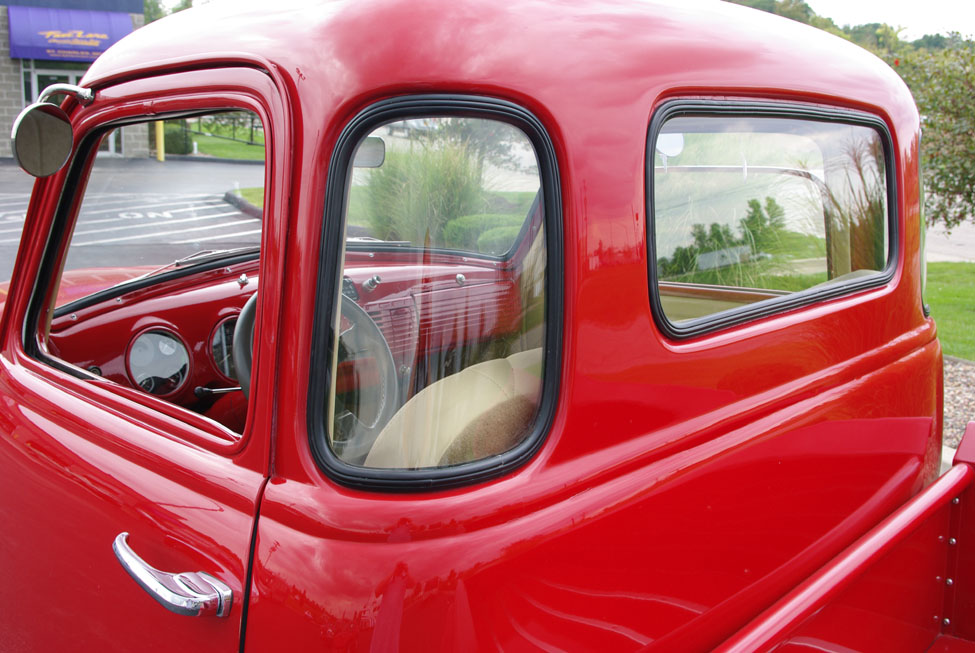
[21,92,274,455]
[647,99,899,339]
[26,108,267,363]
[307,95,563,491]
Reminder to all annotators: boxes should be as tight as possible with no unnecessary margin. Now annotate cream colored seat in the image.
[364,348,543,469]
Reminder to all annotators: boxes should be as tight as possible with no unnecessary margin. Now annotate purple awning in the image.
[8,5,134,63]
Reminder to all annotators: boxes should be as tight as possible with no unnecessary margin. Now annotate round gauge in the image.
[129,337,154,368]
[158,338,178,356]
[211,317,238,381]
[127,330,190,396]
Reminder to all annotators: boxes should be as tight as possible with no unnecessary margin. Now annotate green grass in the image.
[664,264,827,292]
[192,133,265,161]
[239,187,534,232]
[197,119,265,145]
[766,231,827,259]
[237,187,264,208]
[347,186,369,226]
[926,262,975,361]
[344,188,535,231]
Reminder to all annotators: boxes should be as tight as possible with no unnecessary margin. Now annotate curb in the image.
[217,193,374,236]
[223,192,262,219]
[165,153,264,166]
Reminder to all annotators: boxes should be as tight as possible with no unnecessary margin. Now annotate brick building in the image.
[1,0,147,159]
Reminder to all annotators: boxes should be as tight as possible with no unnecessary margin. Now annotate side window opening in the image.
[33,109,266,439]
[651,109,891,334]
[324,114,550,473]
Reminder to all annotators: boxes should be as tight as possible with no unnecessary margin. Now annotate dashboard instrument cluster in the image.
[44,250,524,433]
[47,261,259,426]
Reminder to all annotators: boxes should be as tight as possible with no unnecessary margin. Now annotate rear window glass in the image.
[652,113,889,329]
[326,116,547,470]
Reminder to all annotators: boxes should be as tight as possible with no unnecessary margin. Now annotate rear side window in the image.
[650,104,892,335]
[309,98,562,490]
[330,117,545,470]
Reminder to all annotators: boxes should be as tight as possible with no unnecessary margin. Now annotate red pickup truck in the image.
[2,0,968,651]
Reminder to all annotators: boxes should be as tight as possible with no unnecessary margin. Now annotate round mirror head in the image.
[11,102,73,178]
[656,132,685,159]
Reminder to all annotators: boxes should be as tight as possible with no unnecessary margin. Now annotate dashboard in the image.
[45,248,527,434]
[48,259,258,429]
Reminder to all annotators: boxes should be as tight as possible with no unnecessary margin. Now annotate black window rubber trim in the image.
[24,128,100,371]
[646,99,899,340]
[307,95,563,492]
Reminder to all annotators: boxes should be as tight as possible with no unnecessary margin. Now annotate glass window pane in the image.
[22,70,32,105]
[56,112,265,307]
[653,115,888,324]
[44,109,265,437]
[329,116,546,469]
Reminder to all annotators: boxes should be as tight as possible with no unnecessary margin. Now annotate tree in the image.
[144,0,192,25]
[431,118,523,174]
[144,0,165,23]
[912,34,948,51]
[692,222,739,253]
[724,0,975,230]
[740,197,785,253]
[729,0,776,12]
[895,39,975,230]
[775,0,813,23]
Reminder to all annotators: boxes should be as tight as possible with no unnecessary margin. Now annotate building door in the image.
[31,68,121,155]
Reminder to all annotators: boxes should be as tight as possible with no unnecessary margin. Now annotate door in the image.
[0,67,285,651]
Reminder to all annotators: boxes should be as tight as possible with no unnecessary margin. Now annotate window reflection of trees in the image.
[654,123,887,297]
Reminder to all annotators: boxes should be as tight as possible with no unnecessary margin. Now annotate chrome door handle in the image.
[112,532,233,618]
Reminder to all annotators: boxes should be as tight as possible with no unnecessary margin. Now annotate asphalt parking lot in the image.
[0,157,263,280]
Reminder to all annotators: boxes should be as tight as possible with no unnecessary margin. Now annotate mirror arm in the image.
[37,83,94,106]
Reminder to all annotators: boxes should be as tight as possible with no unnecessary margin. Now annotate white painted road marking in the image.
[0,193,261,247]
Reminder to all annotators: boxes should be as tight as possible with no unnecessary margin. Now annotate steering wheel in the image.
[233,292,259,398]
[330,294,399,463]
[232,292,399,462]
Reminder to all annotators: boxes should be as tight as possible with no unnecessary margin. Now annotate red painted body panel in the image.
[0,352,265,650]
[947,426,975,644]
[0,0,955,651]
[0,67,287,651]
[718,464,972,652]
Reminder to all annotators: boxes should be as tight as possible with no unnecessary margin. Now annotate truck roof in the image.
[83,0,917,134]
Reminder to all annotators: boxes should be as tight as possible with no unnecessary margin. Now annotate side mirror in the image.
[353,136,385,168]
[11,102,73,178]
[656,133,684,159]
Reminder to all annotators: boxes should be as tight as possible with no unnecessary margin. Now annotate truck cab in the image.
[1,1,964,651]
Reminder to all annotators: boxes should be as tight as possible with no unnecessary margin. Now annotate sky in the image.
[803,0,975,40]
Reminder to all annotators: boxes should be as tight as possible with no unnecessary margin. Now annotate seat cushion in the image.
[364,348,543,469]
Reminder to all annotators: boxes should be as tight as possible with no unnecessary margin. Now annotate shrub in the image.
[443,214,524,250]
[476,225,523,255]
[164,121,193,155]
[364,141,484,244]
